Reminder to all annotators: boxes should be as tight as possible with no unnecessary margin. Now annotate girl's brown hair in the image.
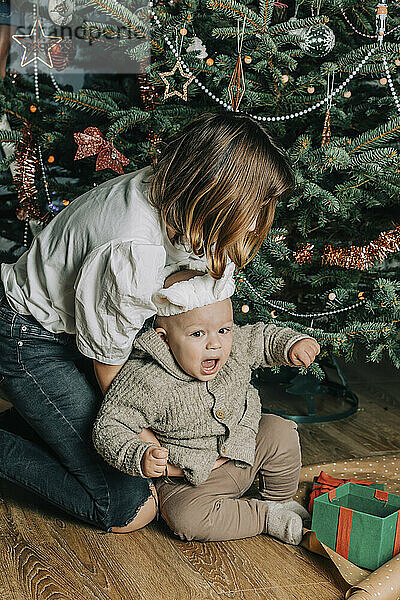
[147,112,294,279]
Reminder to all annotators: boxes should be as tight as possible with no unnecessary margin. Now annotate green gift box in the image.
[311,482,400,570]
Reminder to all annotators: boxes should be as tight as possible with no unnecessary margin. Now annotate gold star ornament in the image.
[159,59,195,101]
[12,19,62,68]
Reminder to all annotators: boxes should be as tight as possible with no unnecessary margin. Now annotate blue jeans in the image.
[0,2,10,25]
[0,286,152,531]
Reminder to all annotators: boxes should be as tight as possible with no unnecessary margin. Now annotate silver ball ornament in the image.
[299,24,335,57]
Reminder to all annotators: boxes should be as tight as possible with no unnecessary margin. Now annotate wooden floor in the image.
[0,357,399,600]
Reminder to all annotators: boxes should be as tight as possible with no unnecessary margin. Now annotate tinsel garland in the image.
[292,225,400,270]
[293,242,315,265]
[322,225,400,270]
[13,125,42,221]
[138,61,162,161]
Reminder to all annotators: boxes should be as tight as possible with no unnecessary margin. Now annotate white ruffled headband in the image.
[152,262,236,317]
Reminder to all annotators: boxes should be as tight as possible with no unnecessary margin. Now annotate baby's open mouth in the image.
[200,359,219,375]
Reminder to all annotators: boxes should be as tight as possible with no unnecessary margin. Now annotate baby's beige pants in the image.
[155,414,301,542]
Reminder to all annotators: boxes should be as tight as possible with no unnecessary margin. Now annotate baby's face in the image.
[156,298,233,381]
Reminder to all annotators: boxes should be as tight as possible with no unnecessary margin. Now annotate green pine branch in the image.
[107,109,150,139]
[54,90,120,114]
[0,130,21,143]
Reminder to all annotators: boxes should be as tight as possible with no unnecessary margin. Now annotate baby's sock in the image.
[264,501,304,545]
[278,500,311,527]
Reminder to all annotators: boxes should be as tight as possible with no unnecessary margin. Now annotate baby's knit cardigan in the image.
[93,322,310,486]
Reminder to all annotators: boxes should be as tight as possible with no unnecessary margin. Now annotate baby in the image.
[93,265,320,544]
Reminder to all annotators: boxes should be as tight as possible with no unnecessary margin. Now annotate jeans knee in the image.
[110,487,157,533]
[98,472,154,532]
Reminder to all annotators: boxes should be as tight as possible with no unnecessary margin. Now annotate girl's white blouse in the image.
[1,166,210,365]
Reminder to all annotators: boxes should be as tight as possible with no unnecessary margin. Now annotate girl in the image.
[0,112,294,533]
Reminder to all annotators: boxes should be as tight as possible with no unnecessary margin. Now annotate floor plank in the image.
[174,535,344,599]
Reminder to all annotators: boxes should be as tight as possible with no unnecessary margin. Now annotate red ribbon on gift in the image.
[336,506,354,559]
[308,470,377,514]
[74,127,129,175]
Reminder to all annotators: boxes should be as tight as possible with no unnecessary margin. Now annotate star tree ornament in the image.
[299,23,335,57]
[74,127,129,175]
[159,58,194,101]
[12,18,62,68]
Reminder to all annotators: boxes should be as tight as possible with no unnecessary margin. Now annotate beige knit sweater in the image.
[93,322,310,486]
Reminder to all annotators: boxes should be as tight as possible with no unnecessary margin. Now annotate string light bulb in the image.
[47,155,55,163]
[244,55,252,64]
[380,77,388,85]
[241,304,250,313]
[206,57,214,66]
[30,105,37,113]
[344,90,351,98]
[179,27,187,35]
[328,292,337,301]
[282,74,289,83]
[395,59,400,66]
[307,86,315,93]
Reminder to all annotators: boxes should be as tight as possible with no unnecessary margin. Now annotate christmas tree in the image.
[1,0,400,371]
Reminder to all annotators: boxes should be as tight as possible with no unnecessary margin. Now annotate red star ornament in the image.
[12,19,62,68]
[159,59,195,101]
[74,127,129,175]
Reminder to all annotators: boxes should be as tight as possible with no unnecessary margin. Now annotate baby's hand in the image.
[141,446,168,478]
[212,456,230,470]
[289,338,320,368]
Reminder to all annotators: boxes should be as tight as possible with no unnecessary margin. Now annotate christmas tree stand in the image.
[254,356,359,424]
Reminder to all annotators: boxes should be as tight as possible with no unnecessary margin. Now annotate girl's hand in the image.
[141,446,168,477]
[289,339,320,368]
